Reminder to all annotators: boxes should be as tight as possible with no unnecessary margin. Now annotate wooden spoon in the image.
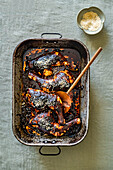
[56,47,102,113]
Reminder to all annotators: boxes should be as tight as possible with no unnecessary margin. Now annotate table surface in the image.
[1,0,113,169]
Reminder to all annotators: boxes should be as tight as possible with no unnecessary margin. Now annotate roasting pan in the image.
[12,33,90,155]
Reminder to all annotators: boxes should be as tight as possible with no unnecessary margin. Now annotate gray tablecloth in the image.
[1,0,113,169]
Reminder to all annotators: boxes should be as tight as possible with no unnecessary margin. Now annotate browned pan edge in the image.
[12,38,90,146]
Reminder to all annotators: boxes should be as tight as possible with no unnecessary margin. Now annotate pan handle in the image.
[41,33,62,39]
[39,146,61,156]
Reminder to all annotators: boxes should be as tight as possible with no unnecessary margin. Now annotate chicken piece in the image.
[29,112,81,137]
[28,51,66,70]
[26,88,65,124]
[28,70,74,92]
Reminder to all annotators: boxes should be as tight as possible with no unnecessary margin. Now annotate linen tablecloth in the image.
[1,0,113,169]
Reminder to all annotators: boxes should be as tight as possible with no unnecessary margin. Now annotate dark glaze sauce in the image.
[22,48,81,137]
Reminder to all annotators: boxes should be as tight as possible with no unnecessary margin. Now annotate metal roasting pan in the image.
[12,33,90,155]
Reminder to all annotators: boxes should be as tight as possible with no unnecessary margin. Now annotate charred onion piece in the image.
[28,70,74,92]
[29,113,80,137]
[28,51,65,70]
[26,88,65,124]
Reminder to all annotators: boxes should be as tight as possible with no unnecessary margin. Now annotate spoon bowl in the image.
[55,91,72,113]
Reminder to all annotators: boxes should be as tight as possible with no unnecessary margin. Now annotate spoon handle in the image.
[67,47,102,94]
